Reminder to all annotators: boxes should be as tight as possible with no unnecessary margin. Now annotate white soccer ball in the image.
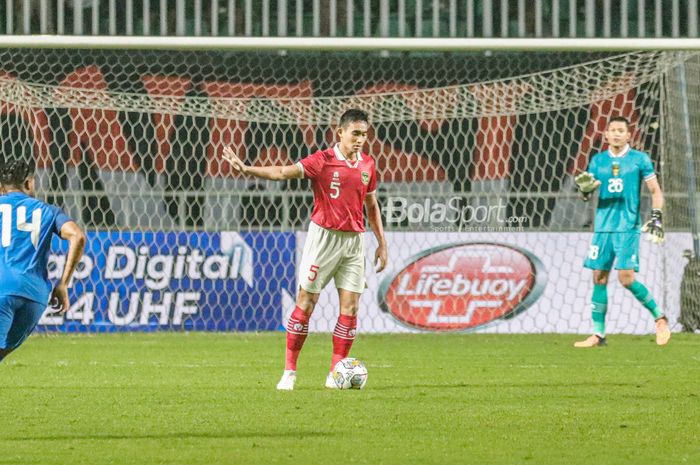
[331,357,368,390]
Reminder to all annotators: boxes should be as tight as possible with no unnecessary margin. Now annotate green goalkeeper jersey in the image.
[587,145,656,233]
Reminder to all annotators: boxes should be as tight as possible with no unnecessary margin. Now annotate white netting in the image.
[0,51,681,122]
[0,48,693,333]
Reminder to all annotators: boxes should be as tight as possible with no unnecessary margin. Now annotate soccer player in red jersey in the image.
[223,109,387,390]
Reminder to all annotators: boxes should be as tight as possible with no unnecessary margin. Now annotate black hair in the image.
[0,158,34,189]
[338,108,369,128]
[607,116,631,129]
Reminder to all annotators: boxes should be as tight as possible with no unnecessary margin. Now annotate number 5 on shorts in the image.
[308,264,320,282]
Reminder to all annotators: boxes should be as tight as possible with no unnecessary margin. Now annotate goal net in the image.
[0,47,694,334]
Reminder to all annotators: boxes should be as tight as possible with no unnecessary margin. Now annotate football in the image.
[330,358,368,389]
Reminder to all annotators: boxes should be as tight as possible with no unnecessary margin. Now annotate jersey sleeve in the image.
[49,205,72,236]
[367,161,378,194]
[297,150,325,180]
[640,153,656,181]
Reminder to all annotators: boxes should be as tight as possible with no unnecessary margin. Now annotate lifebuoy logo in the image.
[378,242,546,331]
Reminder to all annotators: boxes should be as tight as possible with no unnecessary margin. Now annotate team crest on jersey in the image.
[361,171,370,185]
[612,162,620,177]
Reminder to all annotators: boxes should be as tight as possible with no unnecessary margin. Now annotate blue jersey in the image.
[588,146,656,233]
[0,192,71,304]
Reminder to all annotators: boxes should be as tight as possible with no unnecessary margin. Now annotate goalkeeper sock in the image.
[591,284,608,337]
[331,314,357,371]
[627,281,664,319]
[285,306,310,371]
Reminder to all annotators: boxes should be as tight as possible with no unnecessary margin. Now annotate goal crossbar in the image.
[2,36,700,52]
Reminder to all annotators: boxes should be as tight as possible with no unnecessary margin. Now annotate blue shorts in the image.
[0,295,47,351]
[584,232,640,272]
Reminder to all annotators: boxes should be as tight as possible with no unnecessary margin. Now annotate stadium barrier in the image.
[37,231,691,334]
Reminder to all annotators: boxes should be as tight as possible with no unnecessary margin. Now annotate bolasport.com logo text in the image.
[382,197,528,232]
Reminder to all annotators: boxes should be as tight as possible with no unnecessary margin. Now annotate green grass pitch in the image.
[1,332,698,465]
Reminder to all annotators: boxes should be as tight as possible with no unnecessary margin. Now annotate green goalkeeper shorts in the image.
[583,232,640,272]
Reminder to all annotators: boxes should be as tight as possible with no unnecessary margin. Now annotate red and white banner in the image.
[293,231,690,334]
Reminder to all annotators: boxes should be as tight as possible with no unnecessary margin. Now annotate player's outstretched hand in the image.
[50,284,70,314]
[575,171,601,194]
[222,146,248,175]
[374,245,387,272]
[642,209,665,244]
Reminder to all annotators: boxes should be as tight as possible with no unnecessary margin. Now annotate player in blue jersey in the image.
[573,116,670,347]
[0,159,85,362]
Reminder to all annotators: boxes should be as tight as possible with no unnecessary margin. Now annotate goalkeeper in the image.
[574,116,670,347]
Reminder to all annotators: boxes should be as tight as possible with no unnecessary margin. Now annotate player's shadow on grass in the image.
[3,431,333,441]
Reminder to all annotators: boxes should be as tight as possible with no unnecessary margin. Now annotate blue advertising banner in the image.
[36,231,296,332]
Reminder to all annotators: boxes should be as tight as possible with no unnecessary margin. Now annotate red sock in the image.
[285,306,310,371]
[331,314,357,371]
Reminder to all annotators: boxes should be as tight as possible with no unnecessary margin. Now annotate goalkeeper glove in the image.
[575,171,601,201]
[642,209,665,244]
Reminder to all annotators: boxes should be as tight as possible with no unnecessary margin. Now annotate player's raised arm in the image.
[222,146,302,181]
[51,221,86,313]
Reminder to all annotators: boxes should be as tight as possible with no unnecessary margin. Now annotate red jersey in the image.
[297,145,377,232]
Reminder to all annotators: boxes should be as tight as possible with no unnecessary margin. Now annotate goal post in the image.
[0,37,697,334]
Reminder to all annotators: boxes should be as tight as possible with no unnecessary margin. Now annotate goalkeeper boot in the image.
[276,370,296,390]
[574,334,607,348]
[325,372,339,389]
[655,316,671,346]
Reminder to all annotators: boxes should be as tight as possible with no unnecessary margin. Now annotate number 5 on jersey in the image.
[330,171,341,199]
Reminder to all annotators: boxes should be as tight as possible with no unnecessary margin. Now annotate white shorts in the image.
[298,222,366,294]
